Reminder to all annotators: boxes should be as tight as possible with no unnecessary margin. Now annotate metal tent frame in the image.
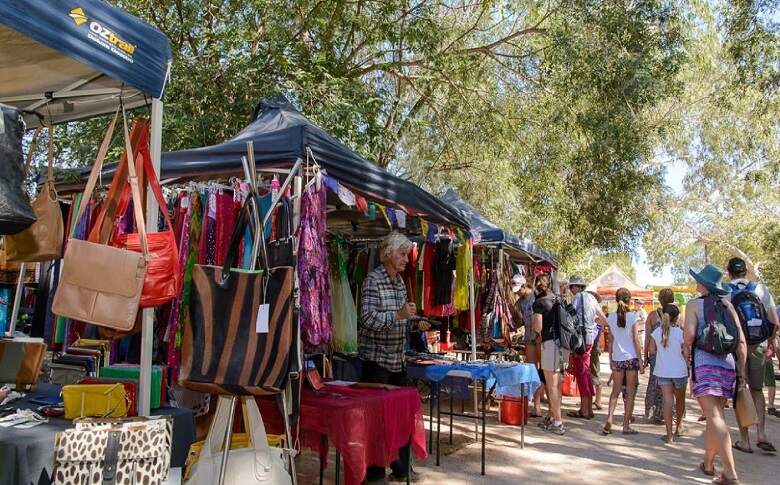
[0,0,172,418]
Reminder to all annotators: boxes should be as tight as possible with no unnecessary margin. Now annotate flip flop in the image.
[756,441,777,453]
[712,474,740,485]
[567,411,590,419]
[622,428,639,435]
[601,424,612,435]
[529,412,543,418]
[593,403,603,410]
[699,462,715,477]
[732,441,753,454]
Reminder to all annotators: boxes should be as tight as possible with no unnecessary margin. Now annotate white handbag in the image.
[186,395,292,485]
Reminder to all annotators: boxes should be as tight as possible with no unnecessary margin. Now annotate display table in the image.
[258,384,427,485]
[0,383,195,485]
[407,360,540,475]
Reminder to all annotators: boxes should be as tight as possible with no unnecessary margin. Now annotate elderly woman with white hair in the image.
[360,231,429,483]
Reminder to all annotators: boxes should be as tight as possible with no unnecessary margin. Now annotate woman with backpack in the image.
[647,303,688,443]
[602,287,644,436]
[532,273,566,435]
[685,264,747,485]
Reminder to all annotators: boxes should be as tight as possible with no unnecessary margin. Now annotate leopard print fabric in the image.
[53,416,172,485]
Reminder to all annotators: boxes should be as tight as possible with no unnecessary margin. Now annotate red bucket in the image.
[500,397,528,425]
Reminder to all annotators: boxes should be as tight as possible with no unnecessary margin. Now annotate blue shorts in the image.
[657,376,688,389]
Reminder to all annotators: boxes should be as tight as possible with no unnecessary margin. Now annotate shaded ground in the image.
[296,355,780,484]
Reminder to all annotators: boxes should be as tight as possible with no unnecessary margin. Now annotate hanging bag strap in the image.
[75,106,148,257]
[120,106,149,257]
[218,200,253,285]
[23,126,43,177]
[88,118,149,244]
[137,139,174,232]
[75,109,119,227]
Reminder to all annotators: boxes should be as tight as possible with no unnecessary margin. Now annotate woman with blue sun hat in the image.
[684,264,747,485]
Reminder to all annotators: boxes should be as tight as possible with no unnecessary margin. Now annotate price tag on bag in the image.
[256,304,269,333]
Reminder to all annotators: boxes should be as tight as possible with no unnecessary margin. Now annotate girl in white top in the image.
[648,303,689,443]
[603,288,644,436]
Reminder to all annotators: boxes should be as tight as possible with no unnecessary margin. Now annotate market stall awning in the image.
[441,189,558,265]
[157,97,470,228]
[0,0,172,127]
[586,264,654,302]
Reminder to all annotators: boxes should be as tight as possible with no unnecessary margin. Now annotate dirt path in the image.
[414,356,780,484]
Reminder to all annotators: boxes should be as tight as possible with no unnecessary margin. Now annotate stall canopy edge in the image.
[441,188,558,266]
[0,0,172,127]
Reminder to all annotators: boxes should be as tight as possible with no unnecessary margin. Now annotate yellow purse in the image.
[62,383,128,420]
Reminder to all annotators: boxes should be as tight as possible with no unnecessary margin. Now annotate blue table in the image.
[407,360,540,475]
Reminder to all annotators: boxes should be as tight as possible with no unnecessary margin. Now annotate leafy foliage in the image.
[33,0,777,287]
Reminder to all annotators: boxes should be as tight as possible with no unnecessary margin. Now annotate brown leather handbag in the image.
[51,107,149,332]
[0,337,46,390]
[5,126,64,262]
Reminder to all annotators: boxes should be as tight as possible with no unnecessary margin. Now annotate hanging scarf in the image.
[297,184,332,351]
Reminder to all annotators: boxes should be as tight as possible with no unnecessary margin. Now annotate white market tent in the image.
[0,0,172,416]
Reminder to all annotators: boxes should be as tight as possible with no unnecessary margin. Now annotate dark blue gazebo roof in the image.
[442,188,558,265]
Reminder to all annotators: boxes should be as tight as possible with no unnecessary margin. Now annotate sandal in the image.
[601,423,612,435]
[661,435,673,444]
[756,441,777,453]
[622,428,638,435]
[593,403,603,410]
[567,410,592,419]
[674,426,685,438]
[529,412,543,418]
[699,462,715,477]
[732,441,753,454]
[712,474,740,485]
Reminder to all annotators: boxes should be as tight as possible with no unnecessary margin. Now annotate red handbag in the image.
[562,372,580,397]
[90,119,180,308]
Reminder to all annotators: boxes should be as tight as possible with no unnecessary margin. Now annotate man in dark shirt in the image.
[532,273,566,435]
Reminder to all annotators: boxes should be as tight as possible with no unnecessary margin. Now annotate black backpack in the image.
[694,296,740,356]
[728,281,772,346]
[555,296,586,355]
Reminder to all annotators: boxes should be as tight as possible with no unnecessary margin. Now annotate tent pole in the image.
[468,246,479,439]
[468,247,477,361]
[6,263,26,336]
[138,98,163,417]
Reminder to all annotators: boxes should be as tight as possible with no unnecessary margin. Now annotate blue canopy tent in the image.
[0,0,172,416]
[441,189,557,266]
[155,97,470,229]
[0,0,170,126]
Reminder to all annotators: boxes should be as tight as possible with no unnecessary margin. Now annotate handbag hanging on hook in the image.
[51,106,148,332]
[5,124,64,262]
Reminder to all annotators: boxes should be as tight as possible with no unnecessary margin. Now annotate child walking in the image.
[602,288,644,435]
[648,303,689,443]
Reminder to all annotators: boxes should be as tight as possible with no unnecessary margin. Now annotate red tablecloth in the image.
[258,385,427,485]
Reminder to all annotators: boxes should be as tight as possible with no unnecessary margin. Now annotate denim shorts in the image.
[657,376,688,389]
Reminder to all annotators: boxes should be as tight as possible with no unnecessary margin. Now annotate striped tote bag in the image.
[180,203,294,395]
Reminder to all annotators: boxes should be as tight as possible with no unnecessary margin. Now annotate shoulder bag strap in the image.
[121,105,148,257]
[22,126,42,177]
[74,109,119,228]
[138,142,174,232]
[219,199,252,285]
[88,118,148,244]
